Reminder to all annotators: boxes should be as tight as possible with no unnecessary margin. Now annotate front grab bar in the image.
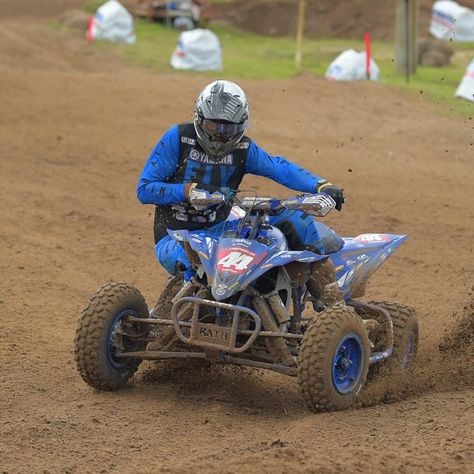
[171,296,262,353]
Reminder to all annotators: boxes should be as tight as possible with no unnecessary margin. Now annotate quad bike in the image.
[74,192,418,412]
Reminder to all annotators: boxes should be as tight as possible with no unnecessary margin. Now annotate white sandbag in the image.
[455,59,474,102]
[170,29,222,71]
[88,0,136,44]
[430,1,474,42]
[325,49,380,81]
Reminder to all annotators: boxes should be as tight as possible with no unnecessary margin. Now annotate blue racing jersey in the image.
[137,125,326,206]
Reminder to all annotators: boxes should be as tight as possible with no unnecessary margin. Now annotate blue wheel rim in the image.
[332,333,364,395]
[403,333,415,369]
[106,309,137,369]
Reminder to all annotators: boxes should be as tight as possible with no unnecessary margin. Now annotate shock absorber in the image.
[252,295,294,366]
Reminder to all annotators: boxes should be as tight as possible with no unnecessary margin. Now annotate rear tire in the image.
[74,282,149,390]
[298,305,370,412]
[367,301,419,379]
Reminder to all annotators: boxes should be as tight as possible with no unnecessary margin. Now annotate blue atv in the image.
[74,192,418,412]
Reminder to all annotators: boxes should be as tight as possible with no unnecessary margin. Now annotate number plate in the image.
[194,323,231,345]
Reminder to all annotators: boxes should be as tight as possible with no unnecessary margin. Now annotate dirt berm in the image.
[214,0,474,40]
[0,4,474,474]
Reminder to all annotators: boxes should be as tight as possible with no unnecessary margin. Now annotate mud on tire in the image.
[298,305,370,412]
[368,301,419,378]
[74,282,149,390]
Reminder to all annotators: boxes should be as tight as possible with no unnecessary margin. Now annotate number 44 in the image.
[218,251,254,271]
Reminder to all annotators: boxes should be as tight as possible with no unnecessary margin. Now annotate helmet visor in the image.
[200,118,247,142]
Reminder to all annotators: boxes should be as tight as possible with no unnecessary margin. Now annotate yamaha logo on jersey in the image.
[188,148,233,165]
[189,149,202,161]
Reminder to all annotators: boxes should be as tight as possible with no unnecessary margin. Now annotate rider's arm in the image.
[245,141,326,192]
[137,126,187,205]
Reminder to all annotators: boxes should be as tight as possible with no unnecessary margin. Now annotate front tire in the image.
[74,282,149,390]
[298,305,370,412]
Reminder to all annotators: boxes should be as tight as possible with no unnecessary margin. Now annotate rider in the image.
[137,80,344,282]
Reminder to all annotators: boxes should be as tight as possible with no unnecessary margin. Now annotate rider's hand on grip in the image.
[185,183,221,200]
[316,181,345,211]
[185,183,225,209]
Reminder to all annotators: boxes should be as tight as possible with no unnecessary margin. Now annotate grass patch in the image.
[77,11,473,116]
[83,0,104,13]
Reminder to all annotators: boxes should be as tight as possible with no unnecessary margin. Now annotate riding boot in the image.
[308,259,343,307]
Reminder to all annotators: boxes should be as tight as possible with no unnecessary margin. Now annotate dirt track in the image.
[1,6,474,474]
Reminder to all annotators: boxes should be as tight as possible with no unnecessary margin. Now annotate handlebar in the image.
[190,188,336,218]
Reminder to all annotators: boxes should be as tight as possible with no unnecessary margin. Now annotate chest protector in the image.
[154,123,250,242]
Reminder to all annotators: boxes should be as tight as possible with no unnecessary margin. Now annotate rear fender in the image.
[330,233,408,298]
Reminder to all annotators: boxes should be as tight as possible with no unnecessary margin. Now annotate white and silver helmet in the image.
[194,80,249,161]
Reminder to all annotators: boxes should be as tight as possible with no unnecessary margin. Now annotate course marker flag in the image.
[365,32,371,80]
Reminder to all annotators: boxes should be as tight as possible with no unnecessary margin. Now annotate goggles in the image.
[200,118,247,141]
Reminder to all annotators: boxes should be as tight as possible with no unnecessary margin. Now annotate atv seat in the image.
[314,222,344,254]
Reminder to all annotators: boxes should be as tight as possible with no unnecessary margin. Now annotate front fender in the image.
[243,250,326,287]
[168,229,217,279]
[212,249,326,301]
